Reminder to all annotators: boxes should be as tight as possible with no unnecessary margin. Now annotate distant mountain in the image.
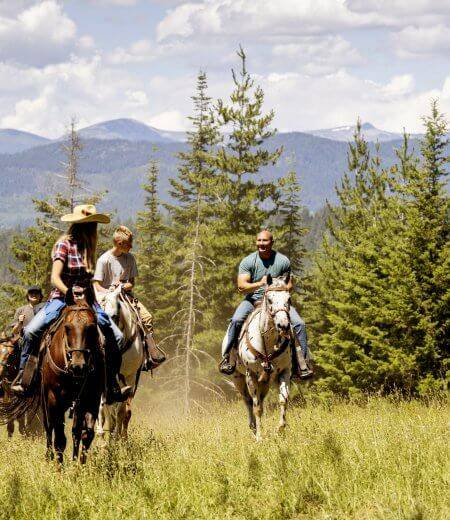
[307,122,421,143]
[0,129,50,154]
[0,132,423,226]
[76,118,186,143]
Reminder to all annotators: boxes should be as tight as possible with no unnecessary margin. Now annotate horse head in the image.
[264,273,291,337]
[63,305,98,377]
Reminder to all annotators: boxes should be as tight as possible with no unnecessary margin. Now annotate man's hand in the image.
[18,314,25,324]
[258,275,268,287]
[122,282,133,292]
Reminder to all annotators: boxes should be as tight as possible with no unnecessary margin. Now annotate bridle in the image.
[46,305,97,378]
[245,284,291,374]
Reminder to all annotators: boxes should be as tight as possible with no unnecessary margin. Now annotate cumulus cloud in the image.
[394,24,450,57]
[0,0,79,67]
[272,35,364,75]
[107,39,155,64]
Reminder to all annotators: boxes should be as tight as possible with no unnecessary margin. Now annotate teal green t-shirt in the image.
[238,250,290,300]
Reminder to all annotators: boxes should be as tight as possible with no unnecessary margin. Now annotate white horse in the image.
[96,286,144,440]
[222,273,292,441]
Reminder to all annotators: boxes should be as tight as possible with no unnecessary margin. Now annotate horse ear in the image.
[284,272,291,285]
[266,273,272,286]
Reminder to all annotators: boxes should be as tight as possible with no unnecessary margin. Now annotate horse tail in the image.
[0,382,41,426]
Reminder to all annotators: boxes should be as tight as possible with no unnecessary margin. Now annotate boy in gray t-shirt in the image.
[93,225,165,370]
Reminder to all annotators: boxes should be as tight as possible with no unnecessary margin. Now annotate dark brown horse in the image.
[42,303,104,463]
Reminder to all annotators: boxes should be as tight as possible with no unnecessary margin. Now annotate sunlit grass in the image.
[0,396,448,519]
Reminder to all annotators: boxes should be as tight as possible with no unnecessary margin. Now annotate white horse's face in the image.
[265,276,291,336]
[103,286,121,319]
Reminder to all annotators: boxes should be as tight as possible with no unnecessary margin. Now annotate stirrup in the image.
[219,355,235,375]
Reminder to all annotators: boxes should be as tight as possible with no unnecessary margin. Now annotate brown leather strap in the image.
[244,328,289,365]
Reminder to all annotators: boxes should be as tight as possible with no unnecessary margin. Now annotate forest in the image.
[0,48,448,404]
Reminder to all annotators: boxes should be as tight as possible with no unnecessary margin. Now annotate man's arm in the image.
[237,273,267,294]
[93,280,108,294]
[122,278,134,292]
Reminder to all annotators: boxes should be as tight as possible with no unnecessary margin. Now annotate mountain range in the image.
[0,118,415,156]
[0,118,425,227]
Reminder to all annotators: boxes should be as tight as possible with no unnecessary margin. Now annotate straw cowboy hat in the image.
[61,204,110,224]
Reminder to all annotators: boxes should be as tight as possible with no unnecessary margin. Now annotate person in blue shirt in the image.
[219,230,313,379]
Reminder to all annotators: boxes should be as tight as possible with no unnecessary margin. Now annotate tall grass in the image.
[0,396,448,519]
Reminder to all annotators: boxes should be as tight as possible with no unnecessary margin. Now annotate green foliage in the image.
[306,106,449,396]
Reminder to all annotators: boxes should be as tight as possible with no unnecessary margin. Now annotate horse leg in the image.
[246,372,268,442]
[277,368,290,433]
[51,408,67,464]
[233,372,255,433]
[119,398,132,440]
[7,420,14,438]
[80,411,96,464]
[18,415,26,436]
[72,406,83,462]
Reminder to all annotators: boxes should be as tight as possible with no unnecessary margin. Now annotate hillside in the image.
[0,129,50,155]
[0,132,420,226]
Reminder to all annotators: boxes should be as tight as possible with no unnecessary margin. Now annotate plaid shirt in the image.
[49,239,89,300]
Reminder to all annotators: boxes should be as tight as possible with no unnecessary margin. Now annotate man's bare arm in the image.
[237,273,267,294]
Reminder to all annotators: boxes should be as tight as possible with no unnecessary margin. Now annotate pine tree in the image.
[162,71,223,412]
[135,155,172,333]
[274,168,307,276]
[211,47,283,321]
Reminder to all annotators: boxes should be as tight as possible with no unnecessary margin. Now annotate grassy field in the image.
[0,395,448,520]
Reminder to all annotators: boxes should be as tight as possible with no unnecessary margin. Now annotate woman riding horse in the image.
[12,204,132,404]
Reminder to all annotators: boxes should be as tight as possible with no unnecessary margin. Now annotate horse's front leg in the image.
[277,368,290,433]
[72,405,83,462]
[80,411,96,464]
[51,408,66,464]
[246,371,269,442]
[233,372,255,433]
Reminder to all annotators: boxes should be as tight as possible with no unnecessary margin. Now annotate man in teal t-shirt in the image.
[219,230,313,378]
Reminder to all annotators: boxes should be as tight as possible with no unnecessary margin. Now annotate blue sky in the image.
[0,0,449,137]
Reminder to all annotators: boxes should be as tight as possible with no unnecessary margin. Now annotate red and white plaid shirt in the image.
[49,239,89,300]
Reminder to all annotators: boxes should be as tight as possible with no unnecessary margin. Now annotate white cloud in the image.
[107,39,155,64]
[87,0,138,5]
[394,24,450,57]
[0,0,78,66]
[258,69,449,133]
[148,110,186,130]
[272,35,364,75]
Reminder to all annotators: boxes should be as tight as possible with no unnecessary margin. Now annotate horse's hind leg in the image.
[277,368,290,433]
[233,372,255,433]
[18,415,26,436]
[119,399,132,440]
[7,420,14,438]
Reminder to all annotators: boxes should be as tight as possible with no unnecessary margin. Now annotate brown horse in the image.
[42,303,104,463]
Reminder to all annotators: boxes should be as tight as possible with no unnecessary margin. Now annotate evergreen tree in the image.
[162,71,223,411]
[135,155,172,333]
[274,168,307,277]
[212,47,283,321]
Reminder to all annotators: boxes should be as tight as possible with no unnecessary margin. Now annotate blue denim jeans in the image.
[19,298,123,370]
[223,298,309,358]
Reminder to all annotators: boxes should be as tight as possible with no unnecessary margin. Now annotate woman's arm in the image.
[51,259,68,296]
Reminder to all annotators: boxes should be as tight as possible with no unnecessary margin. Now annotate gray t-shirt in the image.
[93,250,138,289]
[11,302,44,328]
[238,250,291,300]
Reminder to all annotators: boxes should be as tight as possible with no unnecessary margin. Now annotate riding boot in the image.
[104,349,133,405]
[291,343,313,380]
[11,369,25,395]
[142,333,165,371]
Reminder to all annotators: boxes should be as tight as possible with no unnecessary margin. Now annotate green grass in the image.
[0,397,448,519]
